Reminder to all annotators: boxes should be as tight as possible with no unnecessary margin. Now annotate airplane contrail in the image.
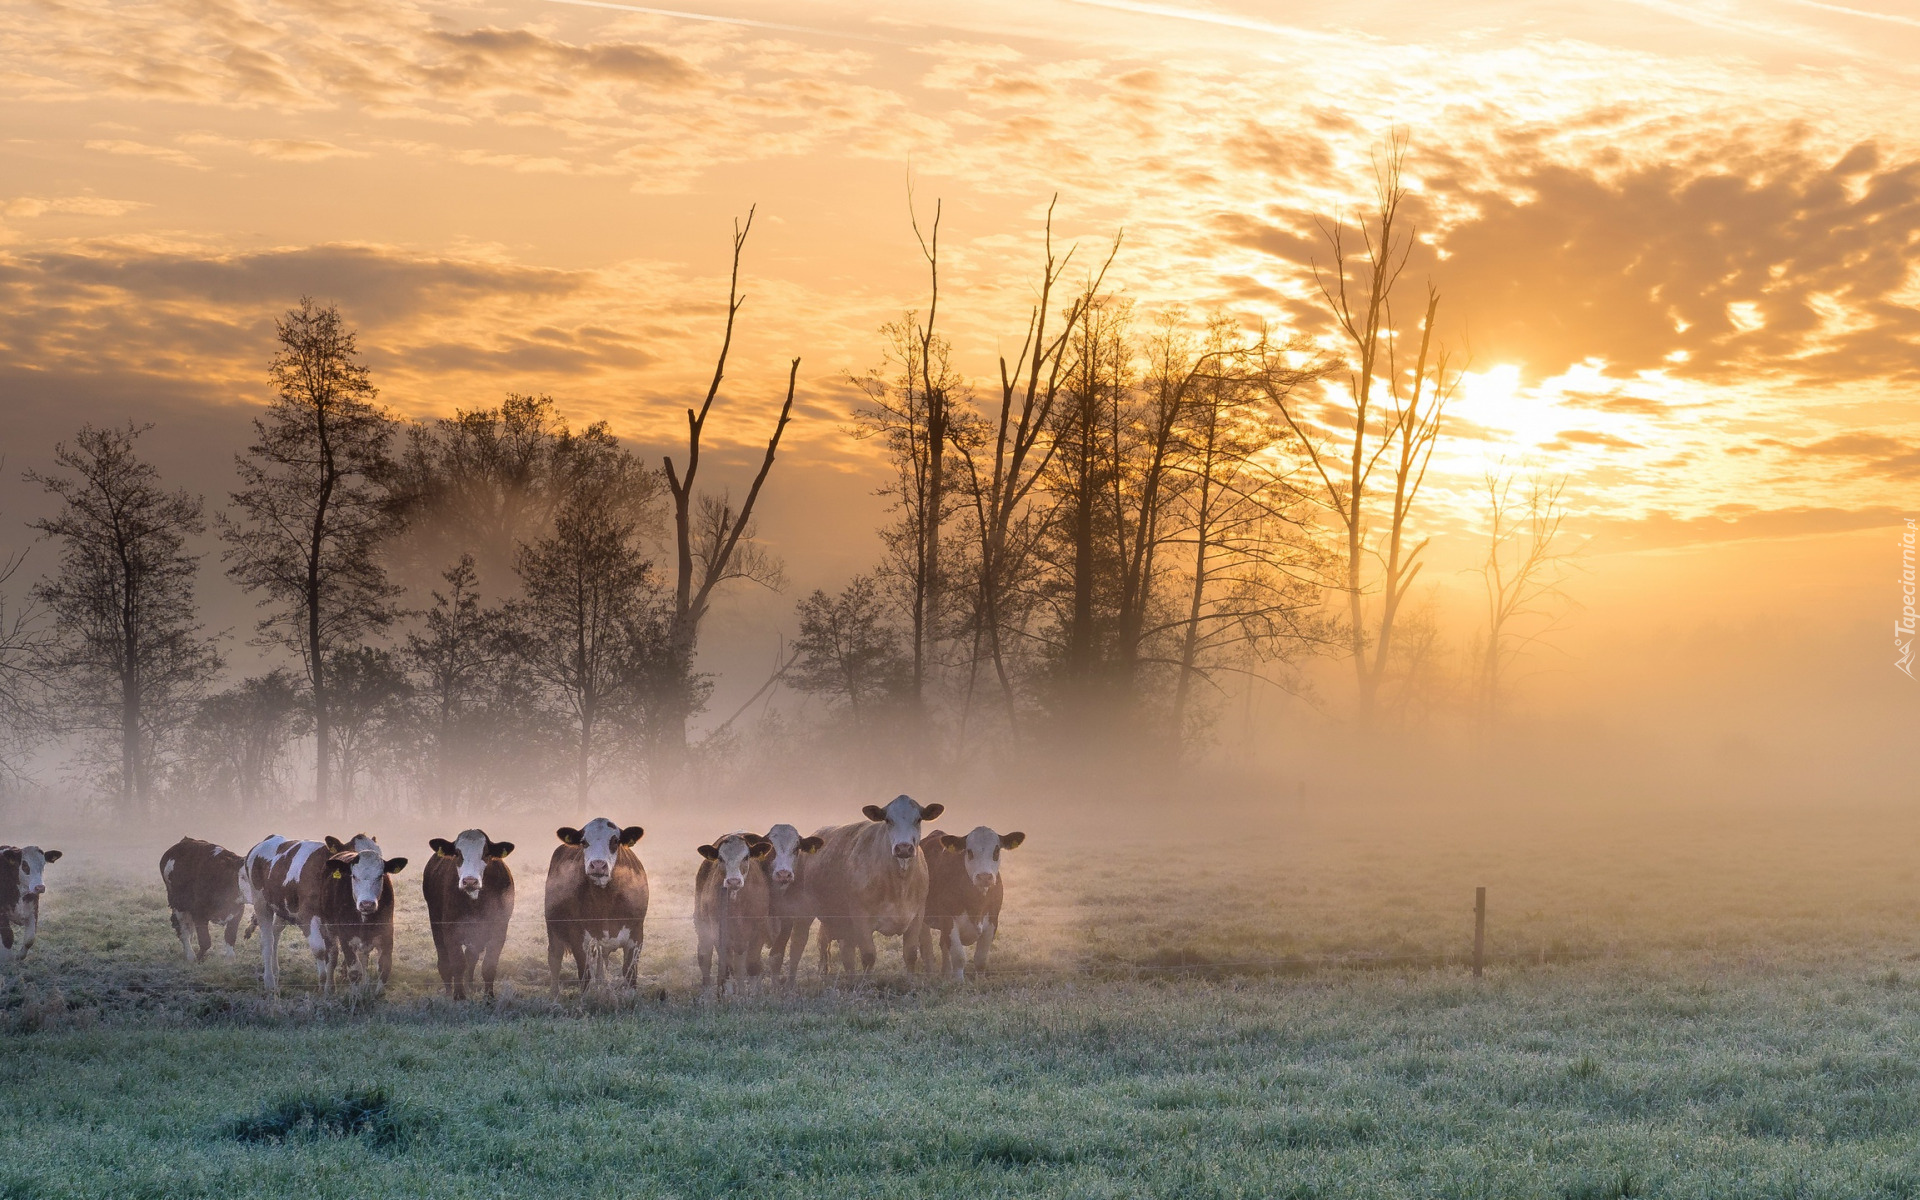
[538,0,900,43]
[1057,0,1355,45]
[1766,0,1920,29]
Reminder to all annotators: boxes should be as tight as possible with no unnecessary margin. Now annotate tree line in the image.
[0,140,1580,818]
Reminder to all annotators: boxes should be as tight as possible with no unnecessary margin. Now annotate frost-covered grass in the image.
[3,796,1920,1197]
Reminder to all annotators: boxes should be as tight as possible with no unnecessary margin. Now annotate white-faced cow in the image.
[243,834,407,995]
[915,826,1025,980]
[159,837,249,962]
[544,819,648,996]
[808,794,944,976]
[0,844,61,962]
[423,829,515,999]
[695,832,774,994]
[758,823,823,984]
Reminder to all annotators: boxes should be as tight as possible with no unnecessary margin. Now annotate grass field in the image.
[4,792,1920,1198]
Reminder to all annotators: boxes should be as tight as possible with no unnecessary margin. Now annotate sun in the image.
[1457,364,1558,445]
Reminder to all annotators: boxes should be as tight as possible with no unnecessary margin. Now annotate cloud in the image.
[3,196,147,218]
[1791,432,1920,479]
[1427,141,1920,384]
[1588,504,1908,551]
[83,139,203,168]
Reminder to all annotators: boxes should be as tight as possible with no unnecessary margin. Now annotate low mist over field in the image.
[1,0,1916,1194]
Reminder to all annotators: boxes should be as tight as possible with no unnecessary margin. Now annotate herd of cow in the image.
[2,794,1028,999]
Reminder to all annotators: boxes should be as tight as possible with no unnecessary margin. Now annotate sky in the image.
[1,0,1915,786]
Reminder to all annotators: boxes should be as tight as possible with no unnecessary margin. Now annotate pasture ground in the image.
[4,791,1920,1198]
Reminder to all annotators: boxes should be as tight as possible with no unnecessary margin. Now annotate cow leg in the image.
[787,919,811,985]
[547,933,568,999]
[973,917,996,977]
[260,914,281,994]
[377,934,393,992]
[620,942,637,988]
[853,927,877,975]
[307,917,331,996]
[17,901,36,960]
[194,918,214,962]
[431,921,453,995]
[0,916,15,960]
[769,920,791,977]
[946,925,966,981]
[170,911,189,960]
[697,930,714,989]
[479,933,504,1000]
[902,917,921,974]
[221,914,241,957]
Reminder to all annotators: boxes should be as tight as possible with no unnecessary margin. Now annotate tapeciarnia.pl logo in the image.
[1899,517,1917,679]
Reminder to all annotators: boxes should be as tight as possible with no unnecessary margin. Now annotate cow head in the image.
[6,846,59,898]
[940,826,1024,891]
[862,794,945,863]
[758,823,824,888]
[328,847,408,915]
[558,818,642,887]
[430,829,513,899]
[698,832,770,894]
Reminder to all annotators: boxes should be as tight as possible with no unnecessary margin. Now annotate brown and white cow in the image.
[915,826,1024,980]
[544,818,648,996]
[0,844,61,962]
[758,823,824,985]
[244,834,407,994]
[160,837,249,962]
[808,794,944,976]
[423,829,515,999]
[695,832,774,994]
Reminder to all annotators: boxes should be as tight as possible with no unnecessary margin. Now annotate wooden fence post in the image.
[1472,886,1487,978]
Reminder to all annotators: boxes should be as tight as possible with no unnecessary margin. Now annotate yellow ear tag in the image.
[332,869,343,879]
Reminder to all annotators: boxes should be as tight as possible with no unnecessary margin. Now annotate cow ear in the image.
[698,844,719,860]
[941,835,967,852]
[799,836,824,853]
[41,850,61,863]
[1000,832,1026,850]
[329,851,358,866]
[489,841,515,860]
[749,840,772,859]
[919,802,945,821]
[324,835,347,852]
[620,826,644,846]
[384,857,409,875]
[861,805,886,821]
[429,838,454,857]
[557,827,583,845]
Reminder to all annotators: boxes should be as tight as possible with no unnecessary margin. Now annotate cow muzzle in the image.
[461,877,481,896]
[30,884,45,895]
[586,862,612,884]
[973,873,997,890]
[772,869,794,885]
[357,899,377,914]
[723,877,744,893]
[892,843,915,860]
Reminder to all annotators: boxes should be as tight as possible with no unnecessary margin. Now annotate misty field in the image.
[6,794,1920,1199]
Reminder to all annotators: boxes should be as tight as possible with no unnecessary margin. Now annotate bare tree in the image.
[1261,134,1458,728]
[785,575,911,724]
[222,299,399,814]
[1162,320,1329,737]
[29,423,220,813]
[180,670,307,816]
[323,644,410,816]
[0,539,46,789]
[660,210,798,763]
[403,555,511,815]
[951,200,1117,735]
[512,459,662,804]
[1477,467,1579,719]
[390,394,627,597]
